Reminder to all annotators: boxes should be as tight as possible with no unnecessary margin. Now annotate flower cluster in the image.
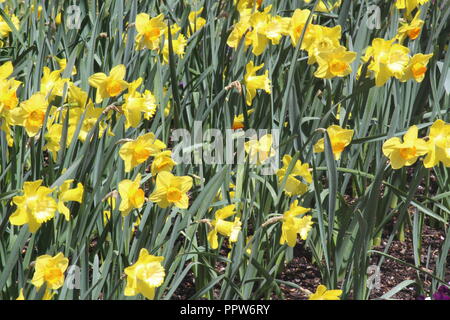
[383,120,450,169]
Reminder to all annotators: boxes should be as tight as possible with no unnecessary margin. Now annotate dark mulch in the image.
[170,223,447,300]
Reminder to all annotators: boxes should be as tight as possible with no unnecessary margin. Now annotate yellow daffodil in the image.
[122,78,146,128]
[308,284,342,300]
[0,12,19,38]
[395,0,430,17]
[31,253,69,290]
[382,125,429,169]
[265,15,291,45]
[124,248,165,300]
[232,108,254,130]
[305,0,342,13]
[245,7,272,56]
[280,200,313,247]
[119,132,166,172]
[397,10,424,43]
[288,9,312,48]
[151,150,177,176]
[362,38,410,86]
[314,125,354,160]
[78,104,108,142]
[188,8,206,36]
[314,45,356,79]
[88,64,128,103]
[305,25,341,64]
[423,120,450,168]
[400,53,433,83]
[9,92,49,137]
[149,171,193,209]
[243,61,271,106]
[57,180,84,221]
[9,180,57,233]
[54,57,77,76]
[40,67,69,99]
[207,204,242,249]
[276,155,312,196]
[162,33,187,64]
[245,133,275,165]
[236,0,263,14]
[226,14,251,49]
[118,173,145,217]
[16,288,55,300]
[135,13,167,51]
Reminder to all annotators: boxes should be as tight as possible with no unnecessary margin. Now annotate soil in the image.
[170,224,448,300]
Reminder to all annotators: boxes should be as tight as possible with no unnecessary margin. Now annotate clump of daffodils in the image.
[383,120,450,169]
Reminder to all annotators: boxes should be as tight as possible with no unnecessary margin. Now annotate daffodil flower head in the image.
[31,253,69,290]
[314,45,356,79]
[57,180,84,221]
[118,173,145,217]
[382,125,429,169]
[276,155,312,196]
[207,204,242,249]
[280,200,312,247]
[124,248,165,300]
[9,180,57,233]
[400,53,433,83]
[243,61,271,106]
[151,150,177,176]
[423,120,450,168]
[135,13,167,51]
[149,171,193,209]
[88,64,128,103]
[9,92,49,137]
[244,133,275,165]
[313,125,354,160]
[119,132,166,172]
[308,284,342,300]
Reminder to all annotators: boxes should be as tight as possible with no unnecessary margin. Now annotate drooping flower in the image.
[276,155,312,196]
[313,125,354,160]
[135,13,167,51]
[31,253,69,290]
[118,173,145,217]
[9,180,57,233]
[149,171,193,209]
[382,125,429,169]
[314,45,356,79]
[280,200,313,247]
[207,204,242,250]
[308,284,342,300]
[119,132,166,172]
[88,64,128,103]
[423,120,450,168]
[124,248,165,300]
[57,180,84,221]
[243,61,271,106]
